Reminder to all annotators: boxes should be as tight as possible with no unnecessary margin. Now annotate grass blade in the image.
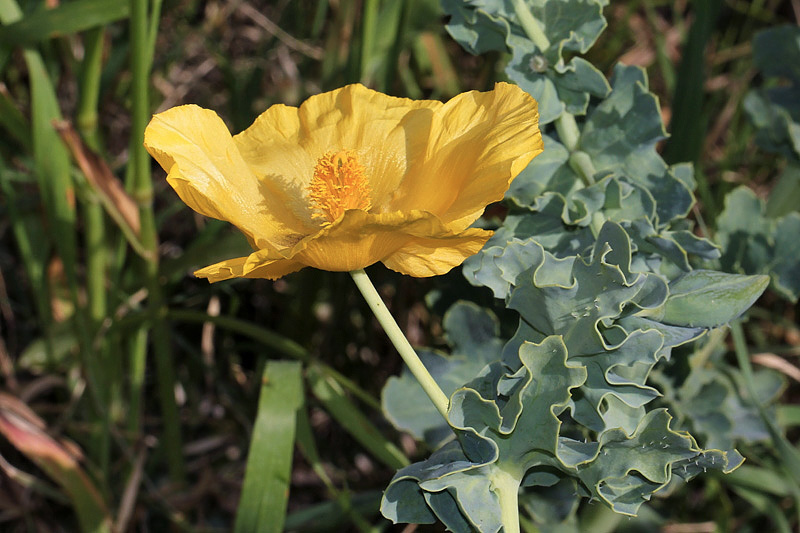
[663,0,723,165]
[307,363,408,470]
[235,360,304,533]
[0,0,128,46]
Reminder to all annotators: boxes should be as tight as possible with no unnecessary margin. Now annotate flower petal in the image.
[291,210,491,275]
[194,253,304,283]
[233,84,441,216]
[392,82,543,231]
[381,230,491,277]
[144,105,307,249]
[194,209,490,280]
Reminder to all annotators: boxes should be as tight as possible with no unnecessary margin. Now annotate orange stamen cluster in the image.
[308,150,371,223]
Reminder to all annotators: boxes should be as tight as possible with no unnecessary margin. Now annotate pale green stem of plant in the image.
[129,0,185,482]
[349,269,449,421]
[78,26,113,477]
[146,0,164,67]
[568,150,596,187]
[77,28,105,151]
[554,112,580,152]
[509,0,596,190]
[510,0,550,51]
[491,468,521,533]
[555,113,596,186]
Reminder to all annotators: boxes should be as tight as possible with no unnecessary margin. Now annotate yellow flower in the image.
[144,83,543,282]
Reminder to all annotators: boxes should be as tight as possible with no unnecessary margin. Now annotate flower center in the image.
[307,150,372,223]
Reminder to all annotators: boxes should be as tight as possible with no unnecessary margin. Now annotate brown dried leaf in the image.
[0,393,112,532]
[54,120,140,235]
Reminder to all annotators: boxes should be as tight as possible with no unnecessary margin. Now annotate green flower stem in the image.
[510,0,549,51]
[491,467,521,533]
[350,269,450,421]
[129,0,185,483]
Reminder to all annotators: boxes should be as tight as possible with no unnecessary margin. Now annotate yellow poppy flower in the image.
[144,83,542,281]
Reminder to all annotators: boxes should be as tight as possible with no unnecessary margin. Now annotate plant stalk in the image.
[129,0,185,482]
[492,468,521,533]
[349,269,449,421]
[78,26,113,477]
[510,0,550,51]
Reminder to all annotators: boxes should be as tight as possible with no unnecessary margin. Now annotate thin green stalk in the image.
[127,329,147,437]
[663,0,723,165]
[166,309,310,362]
[349,269,449,421]
[78,26,112,477]
[642,1,676,94]
[0,171,54,359]
[77,28,105,151]
[129,0,185,482]
[167,309,382,410]
[510,0,549,51]
[146,0,164,69]
[730,322,800,485]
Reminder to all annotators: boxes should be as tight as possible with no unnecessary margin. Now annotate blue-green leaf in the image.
[659,270,769,328]
[581,65,693,224]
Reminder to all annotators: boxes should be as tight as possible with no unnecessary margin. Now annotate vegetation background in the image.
[0,0,798,531]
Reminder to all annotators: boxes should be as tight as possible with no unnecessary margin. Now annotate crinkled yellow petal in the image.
[148,84,543,281]
[381,231,491,277]
[234,84,440,214]
[392,82,543,231]
[144,105,307,249]
[194,253,304,283]
[194,209,491,280]
[293,210,490,274]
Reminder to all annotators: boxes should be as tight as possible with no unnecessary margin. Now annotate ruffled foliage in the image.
[381,1,775,529]
[442,0,611,124]
[383,223,761,528]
